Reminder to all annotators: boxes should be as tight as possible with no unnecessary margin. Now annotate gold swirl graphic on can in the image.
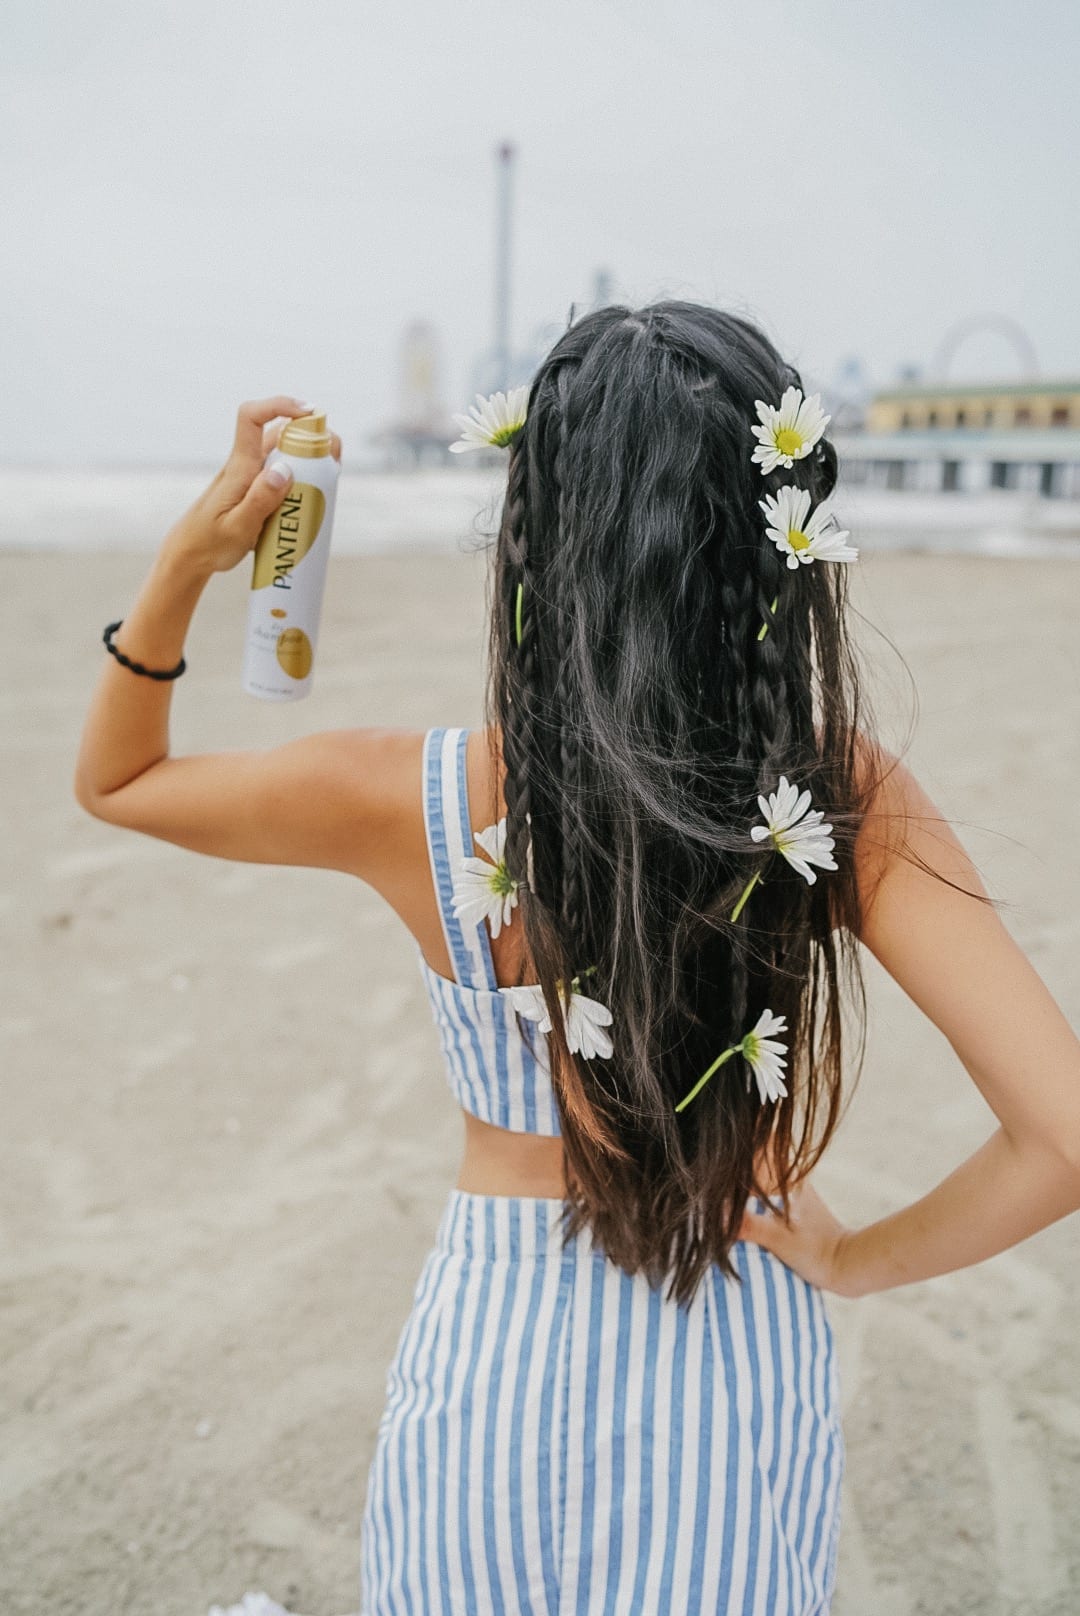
[275,627,313,680]
[251,483,326,591]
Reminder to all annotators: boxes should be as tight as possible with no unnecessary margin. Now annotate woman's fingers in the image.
[739,1178,851,1294]
[167,401,332,575]
[219,454,295,553]
[259,420,343,461]
[261,419,288,457]
[740,1205,782,1254]
[232,396,313,466]
[215,398,310,509]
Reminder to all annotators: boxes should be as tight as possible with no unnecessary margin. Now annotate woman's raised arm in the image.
[72,397,418,880]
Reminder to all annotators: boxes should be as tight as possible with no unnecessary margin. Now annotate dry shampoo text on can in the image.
[241,410,339,702]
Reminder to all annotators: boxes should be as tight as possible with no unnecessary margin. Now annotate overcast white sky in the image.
[4,0,1078,465]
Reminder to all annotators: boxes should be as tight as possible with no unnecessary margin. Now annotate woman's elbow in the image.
[73,768,121,824]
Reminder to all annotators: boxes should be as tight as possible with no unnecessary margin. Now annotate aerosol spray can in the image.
[241,411,339,701]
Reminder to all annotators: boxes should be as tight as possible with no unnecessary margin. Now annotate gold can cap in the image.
[278,411,333,457]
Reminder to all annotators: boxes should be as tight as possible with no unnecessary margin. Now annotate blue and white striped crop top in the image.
[414,725,561,1137]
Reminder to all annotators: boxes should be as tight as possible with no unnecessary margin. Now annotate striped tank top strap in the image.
[421,725,498,992]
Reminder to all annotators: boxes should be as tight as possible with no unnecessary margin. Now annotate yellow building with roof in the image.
[834,379,1080,498]
[868,382,1080,434]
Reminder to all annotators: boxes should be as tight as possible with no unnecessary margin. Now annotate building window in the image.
[955,409,967,427]
[1051,405,1071,426]
[927,410,939,427]
[1040,463,1056,496]
[990,461,1009,488]
[900,410,912,429]
[983,407,995,427]
[1014,406,1032,426]
[885,461,905,490]
[942,461,961,491]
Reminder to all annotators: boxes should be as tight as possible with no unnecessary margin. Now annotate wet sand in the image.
[2,540,1079,1615]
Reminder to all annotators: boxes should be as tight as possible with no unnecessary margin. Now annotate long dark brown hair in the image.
[479,299,991,1306]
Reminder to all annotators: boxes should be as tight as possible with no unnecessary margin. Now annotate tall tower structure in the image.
[590,267,615,310]
[493,142,515,395]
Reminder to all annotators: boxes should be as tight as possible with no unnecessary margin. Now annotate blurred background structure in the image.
[358,139,623,470]
[370,319,456,468]
[833,315,1080,498]
[5,1,1077,502]
[366,145,1080,501]
[4,9,1080,1610]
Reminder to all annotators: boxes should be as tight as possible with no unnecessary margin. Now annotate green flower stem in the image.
[757,593,780,642]
[514,581,524,647]
[730,868,762,923]
[675,1042,740,1112]
[570,964,597,993]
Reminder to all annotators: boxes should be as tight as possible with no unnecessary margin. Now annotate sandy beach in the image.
[3,535,1079,1616]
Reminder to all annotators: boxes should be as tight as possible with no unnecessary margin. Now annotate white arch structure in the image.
[932,314,1040,383]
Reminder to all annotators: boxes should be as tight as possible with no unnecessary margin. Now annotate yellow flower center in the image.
[787,528,811,551]
[774,427,803,457]
[489,860,517,897]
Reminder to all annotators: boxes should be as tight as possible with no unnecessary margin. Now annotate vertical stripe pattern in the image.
[417,726,560,1137]
[359,1192,844,1614]
[358,725,845,1611]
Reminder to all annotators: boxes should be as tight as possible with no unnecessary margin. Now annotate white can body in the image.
[241,450,340,702]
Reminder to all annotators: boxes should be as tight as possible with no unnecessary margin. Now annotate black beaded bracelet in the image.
[102,620,187,681]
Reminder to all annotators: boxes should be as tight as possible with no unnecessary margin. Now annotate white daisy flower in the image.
[450,818,520,938]
[751,387,830,475]
[504,976,614,1061]
[449,385,530,453]
[675,1007,789,1110]
[759,485,858,571]
[750,776,838,885]
[739,1008,790,1105]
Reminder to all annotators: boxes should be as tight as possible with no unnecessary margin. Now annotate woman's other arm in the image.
[837,744,1080,1294]
[741,738,1080,1296]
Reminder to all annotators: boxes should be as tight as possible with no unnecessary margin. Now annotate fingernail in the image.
[294,399,316,413]
[266,455,292,487]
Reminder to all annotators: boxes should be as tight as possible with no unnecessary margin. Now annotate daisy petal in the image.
[472,819,506,864]
[449,384,530,452]
[745,779,838,891]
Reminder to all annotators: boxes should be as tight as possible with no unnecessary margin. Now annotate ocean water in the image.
[2,465,1080,557]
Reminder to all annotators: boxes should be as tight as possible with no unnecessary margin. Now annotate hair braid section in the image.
[492,433,541,918]
[551,376,588,953]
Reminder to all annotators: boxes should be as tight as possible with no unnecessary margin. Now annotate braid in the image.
[500,422,529,575]
[715,433,822,1040]
[716,564,762,773]
[498,436,539,927]
[746,535,794,769]
[552,387,587,954]
[492,390,616,1148]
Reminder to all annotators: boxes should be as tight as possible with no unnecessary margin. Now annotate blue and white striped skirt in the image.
[359,1190,844,1614]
